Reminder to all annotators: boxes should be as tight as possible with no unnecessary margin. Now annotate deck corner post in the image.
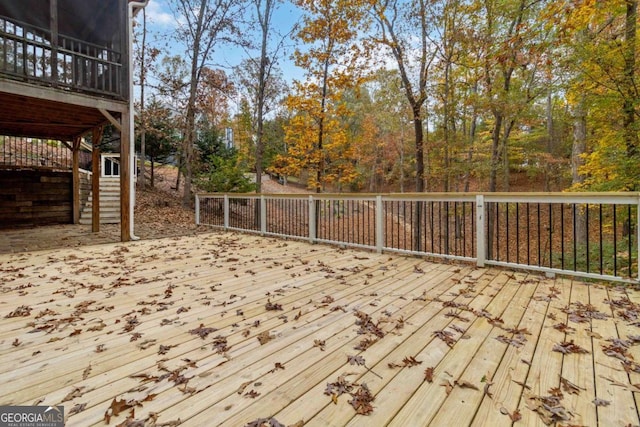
[476,194,486,267]
[224,195,230,229]
[376,195,384,253]
[195,194,200,225]
[309,195,316,244]
[260,195,267,235]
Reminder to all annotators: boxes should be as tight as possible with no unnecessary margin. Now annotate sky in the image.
[142,0,306,86]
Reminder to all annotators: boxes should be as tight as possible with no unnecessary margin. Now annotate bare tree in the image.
[169,0,245,206]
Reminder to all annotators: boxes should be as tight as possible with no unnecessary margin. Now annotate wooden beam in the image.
[120,109,131,242]
[98,109,123,132]
[72,136,81,224]
[92,127,104,233]
[0,79,128,113]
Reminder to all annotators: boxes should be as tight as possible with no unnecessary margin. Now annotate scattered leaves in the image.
[5,305,31,318]
[433,330,456,347]
[265,299,283,311]
[349,383,375,415]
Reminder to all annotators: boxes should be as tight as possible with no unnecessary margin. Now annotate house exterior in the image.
[0,0,146,241]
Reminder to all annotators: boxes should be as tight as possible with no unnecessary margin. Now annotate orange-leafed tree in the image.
[279,0,369,192]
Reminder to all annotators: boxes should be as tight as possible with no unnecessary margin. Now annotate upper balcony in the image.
[0,0,128,101]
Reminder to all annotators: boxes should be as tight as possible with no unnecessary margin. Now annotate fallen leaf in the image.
[189,323,217,339]
[82,365,92,380]
[69,403,87,415]
[244,390,261,398]
[593,398,611,407]
[455,380,479,390]
[346,355,364,367]
[441,380,454,395]
[552,340,589,355]
[424,367,434,383]
[560,376,584,395]
[257,331,274,345]
[314,339,326,351]
[62,386,87,402]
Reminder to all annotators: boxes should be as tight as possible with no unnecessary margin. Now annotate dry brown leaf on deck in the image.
[600,376,640,393]
[347,355,366,366]
[441,380,454,395]
[5,305,31,318]
[257,331,274,345]
[424,367,434,383]
[560,376,584,395]
[314,339,326,351]
[69,403,87,415]
[552,340,589,354]
[245,418,285,427]
[237,380,253,395]
[189,323,218,339]
[82,365,92,380]
[62,386,87,402]
[349,383,375,415]
[455,380,479,390]
[12,338,20,347]
[265,299,283,311]
[244,390,261,398]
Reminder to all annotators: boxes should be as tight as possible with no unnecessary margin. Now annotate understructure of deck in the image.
[0,231,639,426]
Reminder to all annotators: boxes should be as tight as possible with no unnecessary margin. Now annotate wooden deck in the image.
[1,230,640,426]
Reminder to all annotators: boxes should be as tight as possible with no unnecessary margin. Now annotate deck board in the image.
[1,230,639,426]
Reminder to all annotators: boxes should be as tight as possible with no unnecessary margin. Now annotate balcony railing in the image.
[0,16,123,98]
[196,192,640,284]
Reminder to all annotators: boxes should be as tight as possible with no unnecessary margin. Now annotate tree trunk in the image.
[624,0,639,161]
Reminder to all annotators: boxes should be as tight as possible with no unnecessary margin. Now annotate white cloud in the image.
[145,0,176,27]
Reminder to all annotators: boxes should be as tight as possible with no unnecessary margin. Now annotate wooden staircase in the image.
[79,176,120,224]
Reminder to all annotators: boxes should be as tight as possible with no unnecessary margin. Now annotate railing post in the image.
[476,195,486,267]
[309,195,316,243]
[376,195,383,253]
[260,195,267,235]
[195,194,200,225]
[224,195,230,230]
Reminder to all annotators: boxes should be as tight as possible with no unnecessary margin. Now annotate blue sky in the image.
[143,0,306,85]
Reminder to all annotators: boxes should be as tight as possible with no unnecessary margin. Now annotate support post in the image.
[195,194,200,225]
[72,136,81,224]
[476,195,486,267]
[376,195,383,253]
[224,195,229,229]
[260,195,267,235]
[309,196,316,243]
[91,126,103,232]
[120,110,131,242]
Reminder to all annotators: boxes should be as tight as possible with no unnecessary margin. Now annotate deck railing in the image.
[196,192,640,283]
[0,16,123,98]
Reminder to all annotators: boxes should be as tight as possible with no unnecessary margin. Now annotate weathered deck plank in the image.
[0,229,639,426]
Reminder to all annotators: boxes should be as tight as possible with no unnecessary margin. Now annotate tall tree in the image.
[169,0,244,206]
[284,0,369,192]
[368,0,437,193]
